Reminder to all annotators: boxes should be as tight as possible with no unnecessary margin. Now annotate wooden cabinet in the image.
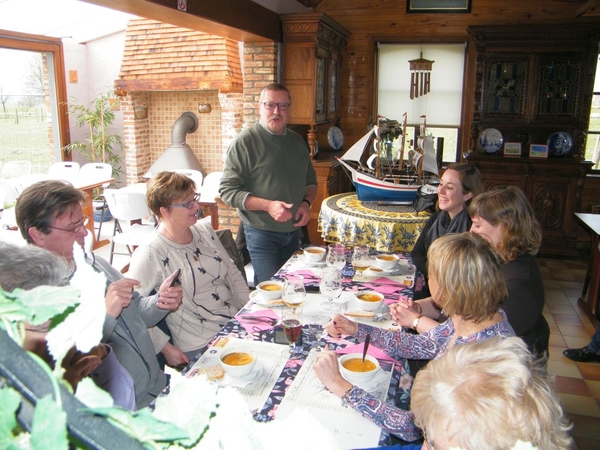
[467,23,599,158]
[467,155,592,256]
[306,151,353,246]
[281,13,350,158]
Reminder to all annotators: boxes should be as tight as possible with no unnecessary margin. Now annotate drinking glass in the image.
[282,276,306,311]
[320,267,343,311]
[308,314,330,351]
[326,243,347,270]
[281,310,303,357]
[352,245,371,279]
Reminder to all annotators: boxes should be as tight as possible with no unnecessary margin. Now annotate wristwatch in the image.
[412,315,423,331]
[301,198,312,208]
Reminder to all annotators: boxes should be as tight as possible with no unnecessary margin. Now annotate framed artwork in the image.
[504,142,521,157]
[407,0,472,13]
[529,144,549,159]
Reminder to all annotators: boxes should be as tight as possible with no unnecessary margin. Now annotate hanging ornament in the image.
[408,51,434,99]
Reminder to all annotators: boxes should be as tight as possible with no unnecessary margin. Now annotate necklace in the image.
[160,225,193,245]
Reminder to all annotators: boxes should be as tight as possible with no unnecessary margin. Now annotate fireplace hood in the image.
[144,112,203,178]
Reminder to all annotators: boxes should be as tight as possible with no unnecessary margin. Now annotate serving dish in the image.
[479,128,504,153]
[547,131,573,156]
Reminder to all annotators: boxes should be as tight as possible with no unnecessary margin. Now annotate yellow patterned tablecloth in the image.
[317,193,431,252]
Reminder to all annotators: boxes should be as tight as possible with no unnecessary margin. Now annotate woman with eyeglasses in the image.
[128,171,249,364]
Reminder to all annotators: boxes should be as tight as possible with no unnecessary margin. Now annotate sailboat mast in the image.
[397,112,407,170]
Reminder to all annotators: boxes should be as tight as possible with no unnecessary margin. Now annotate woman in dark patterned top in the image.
[313,233,515,442]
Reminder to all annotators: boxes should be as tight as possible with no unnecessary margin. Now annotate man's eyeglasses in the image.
[170,193,201,210]
[48,216,89,234]
[262,102,291,111]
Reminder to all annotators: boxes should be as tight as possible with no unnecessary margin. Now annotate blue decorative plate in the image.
[327,126,344,150]
[547,132,573,156]
[479,128,504,154]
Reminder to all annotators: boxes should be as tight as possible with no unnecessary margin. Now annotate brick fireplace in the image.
[114,19,245,185]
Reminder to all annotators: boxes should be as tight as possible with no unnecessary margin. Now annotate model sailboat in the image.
[338,115,439,202]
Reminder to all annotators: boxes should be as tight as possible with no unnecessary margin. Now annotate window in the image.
[0,30,68,175]
[377,43,466,162]
[585,54,600,170]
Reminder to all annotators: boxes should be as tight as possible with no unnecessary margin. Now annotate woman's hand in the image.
[156,270,184,311]
[313,349,352,397]
[161,342,190,368]
[326,314,358,338]
[391,299,421,328]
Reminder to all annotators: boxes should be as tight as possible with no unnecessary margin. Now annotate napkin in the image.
[335,343,395,363]
[362,277,408,296]
[281,269,320,284]
[236,309,280,333]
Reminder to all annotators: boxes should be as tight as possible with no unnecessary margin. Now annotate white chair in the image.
[200,171,223,202]
[80,163,114,239]
[48,161,80,180]
[169,169,204,191]
[0,160,31,178]
[0,179,19,207]
[103,188,156,265]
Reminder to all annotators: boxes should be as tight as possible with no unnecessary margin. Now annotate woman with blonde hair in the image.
[394,185,549,356]
[411,337,572,449]
[128,171,249,364]
[313,233,515,442]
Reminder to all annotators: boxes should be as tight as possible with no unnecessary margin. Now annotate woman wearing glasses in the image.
[128,171,249,364]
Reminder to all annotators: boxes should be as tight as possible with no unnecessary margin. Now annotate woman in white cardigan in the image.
[129,171,249,365]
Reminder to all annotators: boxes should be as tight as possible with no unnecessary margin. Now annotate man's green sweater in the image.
[220,124,317,233]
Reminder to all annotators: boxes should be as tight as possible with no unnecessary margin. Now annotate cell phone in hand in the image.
[169,269,182,287]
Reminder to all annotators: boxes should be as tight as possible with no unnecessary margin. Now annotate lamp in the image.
[408,51,434,99]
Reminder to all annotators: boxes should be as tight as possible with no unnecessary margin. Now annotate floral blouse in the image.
[345,310,516,442]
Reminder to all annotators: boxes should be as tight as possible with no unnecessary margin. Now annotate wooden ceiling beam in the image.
[82,0,282,42]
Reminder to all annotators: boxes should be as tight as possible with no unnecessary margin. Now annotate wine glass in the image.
[282,276,306,311]
[281,310,303,357]
[308,314,330,351]
[326,243,347,270]
[352,245,371,280]
[320,266,343,311]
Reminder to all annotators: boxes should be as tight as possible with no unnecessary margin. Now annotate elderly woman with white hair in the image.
[411,337,572,449]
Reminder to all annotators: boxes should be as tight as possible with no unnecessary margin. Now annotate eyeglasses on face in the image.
[261,102,291,111]
[170,193,201,210]
[48,216,89,234]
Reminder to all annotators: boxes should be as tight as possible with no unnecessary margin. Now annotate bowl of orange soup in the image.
[375,253,399,270]
[339,353,380,384]
[257,280,285,300]
[303,246,326,263]
[355,291,384,312]
[219,349,257,377]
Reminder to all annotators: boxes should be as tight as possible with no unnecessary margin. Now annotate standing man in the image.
[220,83,318,284]
[16,180,183,408]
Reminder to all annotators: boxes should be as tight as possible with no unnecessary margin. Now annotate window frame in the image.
[0,29,70,160]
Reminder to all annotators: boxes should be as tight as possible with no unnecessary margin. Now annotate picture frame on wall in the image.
[504,142,522,157]
[529,144,549,159]
[407,0,472,14]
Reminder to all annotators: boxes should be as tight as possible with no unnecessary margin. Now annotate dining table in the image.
[317,192,431,253]
[181,248,417,449]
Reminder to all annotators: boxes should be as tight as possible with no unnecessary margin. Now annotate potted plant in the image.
[63,90,124,221]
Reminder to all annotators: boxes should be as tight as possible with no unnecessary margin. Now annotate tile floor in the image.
[538,257,600,450]
[92,222,600,448]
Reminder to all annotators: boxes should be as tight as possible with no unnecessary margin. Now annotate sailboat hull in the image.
[338,159,420,202]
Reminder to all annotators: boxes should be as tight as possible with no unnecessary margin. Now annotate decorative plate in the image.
[327,125,344,150]
[479,128,504,154]
[547,132,573,156]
